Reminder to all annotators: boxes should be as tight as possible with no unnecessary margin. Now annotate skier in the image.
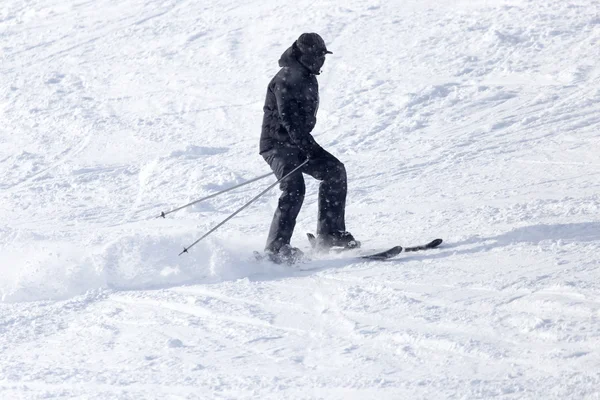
[259,33,358,263]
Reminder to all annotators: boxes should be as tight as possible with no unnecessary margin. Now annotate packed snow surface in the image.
[2,0,600,398]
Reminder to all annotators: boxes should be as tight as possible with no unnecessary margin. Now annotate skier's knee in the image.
[281,176,305,199]
[333,161,346,183]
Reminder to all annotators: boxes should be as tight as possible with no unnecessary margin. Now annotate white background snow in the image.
[2,0,600,398]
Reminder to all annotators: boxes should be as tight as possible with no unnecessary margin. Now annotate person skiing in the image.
[259,32,359,264]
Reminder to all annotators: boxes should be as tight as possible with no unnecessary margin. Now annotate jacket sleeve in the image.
[273,80,324,157]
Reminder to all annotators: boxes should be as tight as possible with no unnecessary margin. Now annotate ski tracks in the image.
[118,159,158,225]
[1,129,93,193]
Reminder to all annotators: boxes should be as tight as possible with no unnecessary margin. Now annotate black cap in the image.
[296,33,333,55]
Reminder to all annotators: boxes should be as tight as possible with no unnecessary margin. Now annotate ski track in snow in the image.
[2,0,600,398]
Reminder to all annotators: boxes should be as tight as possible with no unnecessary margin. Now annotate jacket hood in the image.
[278,42,320,75]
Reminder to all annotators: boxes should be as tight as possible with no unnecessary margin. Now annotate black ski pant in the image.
[262,146,347,252]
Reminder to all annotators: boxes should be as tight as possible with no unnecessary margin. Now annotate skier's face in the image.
[297,46,328,75]
[303,51,326,74]
[314,54,326,72]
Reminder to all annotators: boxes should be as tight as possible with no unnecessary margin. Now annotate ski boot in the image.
[315,231,361,252]
[265,244,305,265]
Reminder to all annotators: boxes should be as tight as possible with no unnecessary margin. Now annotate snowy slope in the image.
[2,0,600,398]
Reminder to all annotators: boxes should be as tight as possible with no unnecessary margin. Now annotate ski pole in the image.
[157,172,273,218]
[179,159,309,255]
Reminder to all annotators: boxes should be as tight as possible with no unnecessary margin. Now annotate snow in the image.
[1,0,600,398]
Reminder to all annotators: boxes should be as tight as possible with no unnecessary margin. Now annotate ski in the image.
[253,246,402,265]
[358,238,443,260]
[404,238,444,252]
[360,246,403,260]
[306,233,443,260]
[253,237,443,266]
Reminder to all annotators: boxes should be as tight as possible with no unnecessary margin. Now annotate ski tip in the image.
[429,238,443,248]
[306,232,316,248]
[362,245,403,260]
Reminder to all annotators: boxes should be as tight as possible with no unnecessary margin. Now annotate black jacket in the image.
[259,43,325,157]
